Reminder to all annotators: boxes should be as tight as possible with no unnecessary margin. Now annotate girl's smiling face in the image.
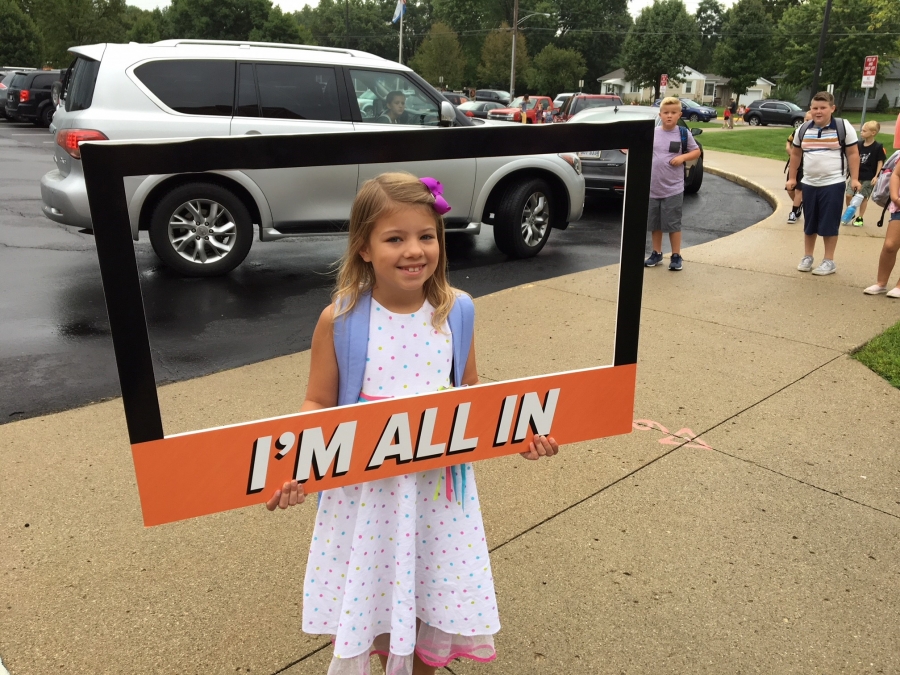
[360,203,440,303]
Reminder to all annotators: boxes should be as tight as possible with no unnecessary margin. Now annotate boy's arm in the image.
[786,145,802,188]
[670,147,701,166]
[872,159,884,185]
[845,143,861,192]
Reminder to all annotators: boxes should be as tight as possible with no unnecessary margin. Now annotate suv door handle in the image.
[244,130,261,135]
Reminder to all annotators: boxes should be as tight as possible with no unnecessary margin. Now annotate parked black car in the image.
[743,99,805,127]
[0,71,24,119]
[474,89,511,105]
[457,100,505,119]
[442,92,468,106]
[4,69,62,127]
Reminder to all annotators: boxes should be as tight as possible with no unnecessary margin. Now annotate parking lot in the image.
[0,118,772,422]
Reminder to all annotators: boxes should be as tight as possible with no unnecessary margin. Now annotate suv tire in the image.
[493,178,552,258]
[149,182,253,277]
[35,105,54,128]
[747,115,762,126]
[684,157,703,194]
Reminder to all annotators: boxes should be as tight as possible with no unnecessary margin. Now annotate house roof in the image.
[597,68,625,82]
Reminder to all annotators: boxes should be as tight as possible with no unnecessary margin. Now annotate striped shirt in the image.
[792,118,858,187]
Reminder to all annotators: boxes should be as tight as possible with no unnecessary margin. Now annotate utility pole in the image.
[510,0,519,98]
[808,0,833,105]
[344,0,350,49]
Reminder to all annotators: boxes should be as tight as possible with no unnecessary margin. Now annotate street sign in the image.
[660,74,668,90]
[862,55,878,88]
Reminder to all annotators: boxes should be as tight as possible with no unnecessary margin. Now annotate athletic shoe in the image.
[644,250,663,267]
[853,217,864,227]
[797,255,814,272]
[887,287,900,298]
[669,253,683,271]
[788,211,797,224]
[811,259,836,276]
[864,284,887,295]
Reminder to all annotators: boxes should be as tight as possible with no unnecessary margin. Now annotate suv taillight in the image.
[19,90,29,102]
[56,129,109,160]
[464,111,474,117]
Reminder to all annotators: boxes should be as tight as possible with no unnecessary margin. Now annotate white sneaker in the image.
[797,255,814,272]
[887,287,900,298]
[787,211,797,224]
[812,259,836,276]
[864,284,887,295]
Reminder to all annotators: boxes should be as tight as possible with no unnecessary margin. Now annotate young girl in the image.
[863,165,900,297]
[267,172,559,674]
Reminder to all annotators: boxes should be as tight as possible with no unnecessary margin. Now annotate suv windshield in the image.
[64,58,101,112]
[572,97,617,114]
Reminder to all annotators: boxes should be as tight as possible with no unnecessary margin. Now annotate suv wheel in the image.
[36,106,54,128]
[684,157,703,195]
[149,182,253,277]
[493,178,552,258]
[747,115,761,126]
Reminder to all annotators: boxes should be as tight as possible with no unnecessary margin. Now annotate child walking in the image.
[863,162,900,297]
[785,110,813,224]
[845,120,886,227]
[645,96,701,271]
[266,172,559,675]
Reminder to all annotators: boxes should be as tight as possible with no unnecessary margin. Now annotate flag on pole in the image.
[392,0,406,24]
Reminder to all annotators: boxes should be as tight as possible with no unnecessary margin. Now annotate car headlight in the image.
[558,153,582,175]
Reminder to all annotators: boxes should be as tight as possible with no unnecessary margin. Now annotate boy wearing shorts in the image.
[845,120,886,226]
[644,97,701,271]
[786,91,861,275]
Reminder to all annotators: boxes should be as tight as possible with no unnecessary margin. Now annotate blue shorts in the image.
[892,211,900,222]
[801,182,844,237]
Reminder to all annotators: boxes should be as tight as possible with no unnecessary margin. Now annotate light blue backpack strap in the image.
[333,292,372,407]
[447,292,475,388]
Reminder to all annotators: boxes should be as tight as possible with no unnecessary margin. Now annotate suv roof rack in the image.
[151,40,377,59]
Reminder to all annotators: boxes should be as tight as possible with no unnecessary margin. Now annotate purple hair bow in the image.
[420,177,452,215]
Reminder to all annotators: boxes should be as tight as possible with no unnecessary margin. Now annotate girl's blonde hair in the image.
[333,172,458,330]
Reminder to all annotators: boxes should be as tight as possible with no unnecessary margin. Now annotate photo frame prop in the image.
[81,121,653,526]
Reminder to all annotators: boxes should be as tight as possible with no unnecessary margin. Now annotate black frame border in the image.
[81,121,652,445]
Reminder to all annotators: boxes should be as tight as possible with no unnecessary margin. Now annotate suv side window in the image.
[236,63,259,117]
[32,74,57,89]
[65,58,101,112]
[256,63,341,121]
[351,69,439,126]
[134,60,234,116]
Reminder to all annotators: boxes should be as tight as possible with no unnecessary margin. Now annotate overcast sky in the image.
[128,0,736,18]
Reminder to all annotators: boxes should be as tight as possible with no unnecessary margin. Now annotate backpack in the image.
[796,117,849,175]
[872,149,900,228]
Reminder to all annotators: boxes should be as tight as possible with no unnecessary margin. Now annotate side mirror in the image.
[439,100,455,127]
[690,127,703,136]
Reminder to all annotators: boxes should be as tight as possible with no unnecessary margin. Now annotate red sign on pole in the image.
[862,55,878,88]
[660,74,668,90]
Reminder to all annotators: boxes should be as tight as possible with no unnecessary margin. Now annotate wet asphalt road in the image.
[0,119,772,423]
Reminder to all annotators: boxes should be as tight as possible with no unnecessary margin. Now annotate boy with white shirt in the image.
[786,91,861,275]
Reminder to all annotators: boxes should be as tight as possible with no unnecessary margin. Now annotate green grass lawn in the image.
[836,111,898,126]
[695,127,896,162]
[853,320,900,389]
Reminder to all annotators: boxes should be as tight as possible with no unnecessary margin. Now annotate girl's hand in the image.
[265,480,306,511]
[520,434,560,460]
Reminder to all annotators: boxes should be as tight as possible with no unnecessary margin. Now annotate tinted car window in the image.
[65,58,101,112]
[256,64,341,121]
[32,74,58,89]
[572,98,617,114]
[10,73,27,88]
[135,60,234,116]
[236,63,259,117]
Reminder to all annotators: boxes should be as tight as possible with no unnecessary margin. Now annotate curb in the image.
[704,165,781,210]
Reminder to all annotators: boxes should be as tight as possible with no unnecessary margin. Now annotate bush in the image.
[875,93,890,113]
[767,84,799,105]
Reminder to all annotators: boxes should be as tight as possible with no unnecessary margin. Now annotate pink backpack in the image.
[873,150,899,227]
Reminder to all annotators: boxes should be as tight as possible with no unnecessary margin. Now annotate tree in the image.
[165,0,270,41]
[527,44,586,93]
[409,22,467,89]
[0,0,42,67]
[554,0,631,91]
[295,0,396,61]
[712,0,774,96]
[622,0,700,100]
[477,23,528,90]
[433,0,496,86]
[249,6,314,44]
[33,0,128,66]
[776,0,900,110]
[694,0,723,72]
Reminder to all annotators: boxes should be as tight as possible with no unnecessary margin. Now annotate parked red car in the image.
[556,94,623,122]
[487,95,555,124]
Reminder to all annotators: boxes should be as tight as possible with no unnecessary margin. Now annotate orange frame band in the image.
[133,366,635,526]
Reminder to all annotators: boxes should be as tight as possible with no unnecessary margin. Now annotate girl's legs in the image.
[376,650,437,675]
[875,219,900,288]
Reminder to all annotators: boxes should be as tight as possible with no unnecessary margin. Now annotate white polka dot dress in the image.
[303,299,499,675]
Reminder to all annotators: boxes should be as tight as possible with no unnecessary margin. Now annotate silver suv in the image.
[41,40,585,276]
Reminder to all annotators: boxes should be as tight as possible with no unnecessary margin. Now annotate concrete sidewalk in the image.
[2,151,899,674]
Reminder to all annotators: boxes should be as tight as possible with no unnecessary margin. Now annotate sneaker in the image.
[797,255,814,272]
[669,253,683,271]
[864,284,887,295]
[853,217,864,227]
[811,259,836,276]
[644,250,663,267]
[887,287,900,299]
[787,211,797,224]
